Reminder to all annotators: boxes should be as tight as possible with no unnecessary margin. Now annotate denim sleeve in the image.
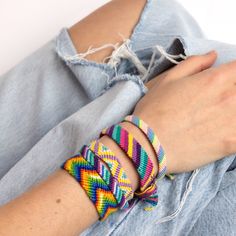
[0,0,235,236]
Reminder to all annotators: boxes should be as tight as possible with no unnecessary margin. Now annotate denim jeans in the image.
[0,0,235,235]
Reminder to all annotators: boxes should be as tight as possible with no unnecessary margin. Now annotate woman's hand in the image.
[134,51,236,173]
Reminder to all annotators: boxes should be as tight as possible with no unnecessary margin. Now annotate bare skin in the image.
[0,1,235,236]
[0,1,151,235]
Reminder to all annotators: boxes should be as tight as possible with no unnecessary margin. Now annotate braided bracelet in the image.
[61,153,118,221]
[100,124,158,206]
[123,115,167,180]
[89,140,134,207]
[80,145,128,210]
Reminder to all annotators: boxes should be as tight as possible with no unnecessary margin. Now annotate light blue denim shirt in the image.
[0,0,235,235]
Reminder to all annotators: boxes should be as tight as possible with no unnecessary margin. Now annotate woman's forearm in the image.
[0,1,153,235]
[0,168,98,236]
[0,121,158,236]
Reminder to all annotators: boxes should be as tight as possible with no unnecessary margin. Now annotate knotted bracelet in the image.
[80,145,128,210]
[123,115,167,180]
[100,124,158,206]
[89,140,134,208]
[61,153,118,221]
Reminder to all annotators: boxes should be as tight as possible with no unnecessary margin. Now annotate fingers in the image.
[145,50,217,90]
[165,50,217,81]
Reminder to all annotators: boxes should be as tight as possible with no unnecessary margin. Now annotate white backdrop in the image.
[0,0,235,75]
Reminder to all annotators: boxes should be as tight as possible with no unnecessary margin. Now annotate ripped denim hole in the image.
[57,32,187,96]
[156,168,200,224]
[97,39,187,95]
[102,32,128,63]
[107,39,148,77]
[106,39,187,83]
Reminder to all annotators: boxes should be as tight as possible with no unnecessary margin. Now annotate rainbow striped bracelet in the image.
[123,115,167,180]
[100,124,158,206]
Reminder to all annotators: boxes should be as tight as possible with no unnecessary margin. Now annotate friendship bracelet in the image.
[80,145,128,210]
[60,114,171,220]
[61,154,118,221]
[123,115,167,180]
[100,124,158,205]
[89,140,134,206]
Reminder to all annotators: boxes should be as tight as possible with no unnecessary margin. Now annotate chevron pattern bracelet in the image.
[89,140,134,208]
[80,145,128,210]
[61,152,119,221]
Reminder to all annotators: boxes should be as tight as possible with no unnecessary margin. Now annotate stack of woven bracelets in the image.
[61,114,169,221]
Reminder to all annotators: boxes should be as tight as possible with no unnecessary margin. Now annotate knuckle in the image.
[205,69,224,85]
[211,69,224,80]
[219,90,236,105]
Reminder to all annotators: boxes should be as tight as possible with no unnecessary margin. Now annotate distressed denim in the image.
[0,0,235,235]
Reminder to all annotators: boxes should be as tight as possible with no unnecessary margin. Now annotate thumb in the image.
[165,50,217,81]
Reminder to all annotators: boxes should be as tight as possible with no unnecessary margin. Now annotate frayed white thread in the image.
[139,44,187,83]
[103,33,129,77]
[107,39,147,76]
[106,42,127,66]
[156,169,200,224]
[63,43,119,62]
[59,37,187,84]
[156,45,187,65]
[102,32,126,64]
[142,49,157,83]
